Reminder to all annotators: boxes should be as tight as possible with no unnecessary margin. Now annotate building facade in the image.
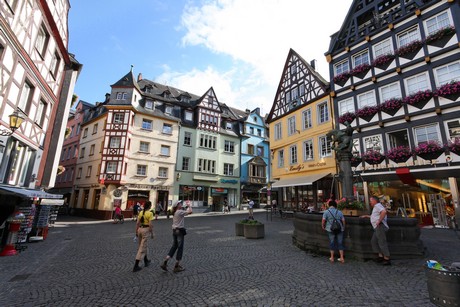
[327,0,460,226]
[267,49,335,211]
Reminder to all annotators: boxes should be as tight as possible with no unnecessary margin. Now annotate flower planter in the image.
[439,93,460,102]
[381,106,401,116]
[408,98,431,110]
[359,114,375,122]
[427,33,455,48]
[398,46,422,60]
[351,158,362,167]
[417,151,443,161]
[389,156,412,163]
[365,156,385,165]
[235,222,244,236]
[243,224,264,239]
[374,59,394,71]
[335,77,349,87]
[353,69,370,80]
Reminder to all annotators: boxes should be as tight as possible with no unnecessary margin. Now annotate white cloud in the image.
[164,0,352,113]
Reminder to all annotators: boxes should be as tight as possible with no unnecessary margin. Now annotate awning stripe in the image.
[271,173,330,188]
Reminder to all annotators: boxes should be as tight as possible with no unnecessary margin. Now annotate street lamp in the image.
[0,110,25,136]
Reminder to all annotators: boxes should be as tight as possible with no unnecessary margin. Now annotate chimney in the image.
[245,109,250,113]
[105,93,110,103]
[310,59,316,70]
[137,73,143,81]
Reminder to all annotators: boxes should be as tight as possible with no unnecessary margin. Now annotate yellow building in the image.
[267,49,336,211]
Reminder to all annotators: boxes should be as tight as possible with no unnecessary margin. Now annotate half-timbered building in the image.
[327,0,460,226]
[267,49,335,211]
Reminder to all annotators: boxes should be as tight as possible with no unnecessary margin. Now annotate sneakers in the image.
[173,265,185,273]
[133,266,142,272]
[160,261,168,271]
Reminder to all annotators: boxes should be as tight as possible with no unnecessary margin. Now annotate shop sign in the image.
[183,186,203,191]
[308,162,326,168]
[212,188,227,194]
[128,190,150,198]
[126,184,170,191]
[220,179,238,184]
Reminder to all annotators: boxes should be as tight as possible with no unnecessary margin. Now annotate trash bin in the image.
[425,267,460,306]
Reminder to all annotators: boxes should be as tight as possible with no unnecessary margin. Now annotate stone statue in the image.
[327,121,354,154]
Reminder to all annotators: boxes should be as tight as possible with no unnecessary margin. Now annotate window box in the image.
[414,141,444,160]
[425,26,456,48]
[403,89,434,109]
[436,81,460,102]
[386,146,412,163]
[362,150,385,165]
[395,40,423,60]
[351,155,362,167]
[351,64,371,79]
[379,98,403,116]
[447,138,460,155]
[371,54,395,70]
[356,105,379,122]
[338,112,356,125]
[333,72,351,87]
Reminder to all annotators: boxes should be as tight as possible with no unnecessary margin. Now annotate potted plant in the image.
[414,140,444,161]
[446,138,460,155]
[436,81,460,102]
[338,112,356,124]
[386,145,413,163]
[333,71,351,87]
[242,219,264,239]
[351,63,371,79]
[337,198,365,216]
[425,26,456,48]
[379,98,403,116]
[356,105,379,122]
[362,149,385,165]
[403,89,434,109]
[371,53,396,70]
[395,40,423,60]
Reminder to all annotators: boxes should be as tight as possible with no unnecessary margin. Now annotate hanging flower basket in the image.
[379,98,403,116]
[356,105,379,122]
[425,26,456,48]
[338,112,356,125]
[333,72,351,87]
[403,90,434,109]
[395,40,423,60]
[362,150,385,165]
[371,54,395,71]
[351,64,371,79]
[447,138,460,155]
[414,141,444,160]
[436,81,460,102]
[386,146,412,163]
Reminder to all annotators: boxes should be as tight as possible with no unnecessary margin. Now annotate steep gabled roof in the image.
[111,69,141,92]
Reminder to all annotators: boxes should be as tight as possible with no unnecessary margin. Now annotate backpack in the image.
[329,209,342,234]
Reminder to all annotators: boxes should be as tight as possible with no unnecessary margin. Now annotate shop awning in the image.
[0,186,62,199]
[271,173,330,188]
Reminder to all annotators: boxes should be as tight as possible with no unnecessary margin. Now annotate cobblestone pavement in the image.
[0,210,459,307]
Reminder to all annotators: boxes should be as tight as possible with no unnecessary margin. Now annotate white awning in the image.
[271,173,330,188]
[40,199,65,206]
[0,186,62,199]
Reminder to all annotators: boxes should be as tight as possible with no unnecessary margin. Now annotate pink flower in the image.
[386,146,412,160]
[402,90,433,105]
[395,40,423,57]
[333,72,351,83]
[379,98,403,112]
[356,105,379,117]
[447,138,460,154]
[371,54,395,67]
[338,112,356,124]
[425,26,455,44]
[350,64,371,76]
[435,81,460,96]
[362,149,385,163]
[414,141,443,155]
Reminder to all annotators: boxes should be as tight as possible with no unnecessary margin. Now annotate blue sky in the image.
[68,0,352,114]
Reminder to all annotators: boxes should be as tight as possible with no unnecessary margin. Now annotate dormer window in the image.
[163,91,171,99]
[165,105,172,115]
[116,92,127,100]
[181,96,190,103]
[145,100,153,110]
[185,110,193,121]
[226,122,232,130]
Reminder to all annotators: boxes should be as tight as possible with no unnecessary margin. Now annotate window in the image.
[67,147,72,159]
[380,82,401,102]
[274,123,282,140]
[79,147,85,158]
[61,149,66,161]
[435,62,460,86]
[142,119,153,130]
[353,50,369,67]
[165,105,172,115]
[425,11,451,36]
[250,164,266,178]
[248,144,254,155]
[161,123,172,134]
[373,38,393,58]
[358,91,376,108]
[113,113,124,123]
[249,127,254,134]
[76,168,82,179]
[34,100,47,126]
[290,145,297,164]
[226,122,233,130]
[90,144,95,156]
[18,80,34,113]
[86,166,92,178]
[257,146,264,156]
[93,124,98,134]
[335,60,349,75]
[302,109,312,130]
[139,141,149,152]
[257,129,262,137]
[137,165,147,176]
[223,163,234,176]
[397,27,420,48]
[185,110,193,121]
[364,135,382,152]
[303,140,314,161]
[197,159,216,173]
[158,167,168,178]
[76,124,81,135]
[406,73,429,95]
[278,150,284,167]
[145,100,153,109]
[50,51,61,78]
[339,98,354,115]
[109,137,121,148]
[446,120,460,139]
[288,116,296,136]
[83,128,88,138]
[290,64,297,76]
[184,132,192,146]
[317,102,329,123]
[160,145,170,156]
[35,23,49,56]
[319,136,333,157]
[199,134,217,149]
[414,124,440,145]
[182,157,190,171]
[224,140,235,153]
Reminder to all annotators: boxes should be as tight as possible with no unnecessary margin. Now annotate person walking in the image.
[132,202,141,221]
[322,200,346,263]
[155,201,163,220]
[248,199,254,219]
[160,200,192,273]
[133,201,154,272]
[361,196,391,265]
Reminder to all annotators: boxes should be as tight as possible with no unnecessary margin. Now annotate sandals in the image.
[329,257,334,263]
[339,258,345,264]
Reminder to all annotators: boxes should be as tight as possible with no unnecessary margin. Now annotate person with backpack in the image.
[133,201,154,272]
[322,200,346,263]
